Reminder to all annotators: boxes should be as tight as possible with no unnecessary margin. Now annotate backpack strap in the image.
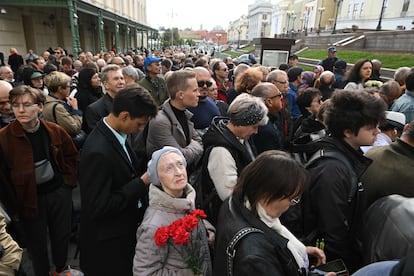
[52,102,59,123]
[226,227,264,276]
[305,148,358,203]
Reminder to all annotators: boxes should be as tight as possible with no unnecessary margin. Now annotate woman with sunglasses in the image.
[214,150,332,276]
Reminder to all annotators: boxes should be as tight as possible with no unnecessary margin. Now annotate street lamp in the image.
[237,27,242,49]
[286,10,294,37]
[376,0,387,31]
[332,0,343,34]
[216,33,222,56]
[262,18,269,37]
[318,7,325,31]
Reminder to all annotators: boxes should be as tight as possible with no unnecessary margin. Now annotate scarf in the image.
[245,199,309,271]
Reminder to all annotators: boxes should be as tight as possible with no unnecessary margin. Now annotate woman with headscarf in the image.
[133,146,213,276]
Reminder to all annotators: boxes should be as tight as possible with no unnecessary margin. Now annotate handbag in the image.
[71,130,87,149]
[34,159,54,184]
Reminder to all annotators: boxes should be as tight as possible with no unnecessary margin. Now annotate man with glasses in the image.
[188,67,220,137]
[139,56,168,106]
[251,82,284,153]
[0,66,15,86]
[267,69,293,148]
[0,80,14,128]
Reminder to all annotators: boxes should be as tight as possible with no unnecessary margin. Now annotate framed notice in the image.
[261,50,289,67]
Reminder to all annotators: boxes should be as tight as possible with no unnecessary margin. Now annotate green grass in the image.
[298,49,414,69]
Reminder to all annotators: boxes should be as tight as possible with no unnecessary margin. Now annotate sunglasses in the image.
[197,81,213,87]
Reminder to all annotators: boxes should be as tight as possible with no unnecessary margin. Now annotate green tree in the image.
[162,28,180,47]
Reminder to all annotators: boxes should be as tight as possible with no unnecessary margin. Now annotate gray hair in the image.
[228,93,268,126]
[394,67,411,83]
[266,69,286,82]
[101,64,121,82]
[380,80,401,96]
[122,65,138,81]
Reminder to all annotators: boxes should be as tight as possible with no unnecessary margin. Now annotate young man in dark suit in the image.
[79,84,158,276]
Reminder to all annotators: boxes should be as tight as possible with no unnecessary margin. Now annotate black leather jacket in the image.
[214,195,305,276]
[362,195,414,264]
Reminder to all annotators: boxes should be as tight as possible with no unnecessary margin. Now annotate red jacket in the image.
[0,119,78,219]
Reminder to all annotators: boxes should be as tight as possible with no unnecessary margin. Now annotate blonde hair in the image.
[43,71,71,93]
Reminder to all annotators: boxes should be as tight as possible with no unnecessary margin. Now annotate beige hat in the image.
[385,111,406,130]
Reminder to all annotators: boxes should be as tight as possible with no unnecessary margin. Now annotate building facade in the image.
[228,0,414,42]
[0,0,158,58]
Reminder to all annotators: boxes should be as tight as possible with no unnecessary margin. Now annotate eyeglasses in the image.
[275,80,288,85]
[197,81,213,87]
[290,195,301,206]
[269,92,283,99]
[0,100,10,105]
[11,103,38,110]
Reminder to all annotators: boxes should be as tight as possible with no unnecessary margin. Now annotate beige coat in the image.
[42,95,82,136]
[0,214,22,276]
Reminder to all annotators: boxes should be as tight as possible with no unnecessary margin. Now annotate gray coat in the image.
[146,101,203,167]
[133,184,212,276]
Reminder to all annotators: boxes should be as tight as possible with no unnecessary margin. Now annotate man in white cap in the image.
[362,118,414,208]
[361,111,406,153]
[139,56,168,106]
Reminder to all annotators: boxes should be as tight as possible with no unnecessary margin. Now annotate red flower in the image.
[154,226,169,247]
[182,215,199,231]
[153,209,208,274]
[172,226,190,245]
[191,209,207,220]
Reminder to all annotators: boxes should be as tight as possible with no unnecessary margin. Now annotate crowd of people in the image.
[0,45,413,276]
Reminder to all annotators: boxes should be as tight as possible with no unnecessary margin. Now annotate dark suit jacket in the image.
[79,119,148,276]
[84,93,113,133]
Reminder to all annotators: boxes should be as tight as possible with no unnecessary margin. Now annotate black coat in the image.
[252,112,284,153]
[214,196,305,276]
[79,119,148,276]
[306,137,372,273]
[84,93,113,133]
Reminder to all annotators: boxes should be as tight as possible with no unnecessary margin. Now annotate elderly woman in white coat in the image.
[133,146,212,276]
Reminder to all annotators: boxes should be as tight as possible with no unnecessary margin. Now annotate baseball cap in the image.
[385,111,406,130]
[328,46,337,53]
[144,56,162,69]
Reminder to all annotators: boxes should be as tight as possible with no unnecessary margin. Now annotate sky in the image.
[146,0,254,31]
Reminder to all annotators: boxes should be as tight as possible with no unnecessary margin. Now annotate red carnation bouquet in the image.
[154,209,207,275]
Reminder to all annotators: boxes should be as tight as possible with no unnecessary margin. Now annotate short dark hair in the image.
[9,85,46,105]
[161,58,172,69]
[296,88,322,116]
[405,72,414,91]
[287,67,303,82]
[112,83,158,119]
[233,150,309,217]
[325,90,387,138]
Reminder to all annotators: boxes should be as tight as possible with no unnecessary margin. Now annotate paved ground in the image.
[21,238,81,276]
